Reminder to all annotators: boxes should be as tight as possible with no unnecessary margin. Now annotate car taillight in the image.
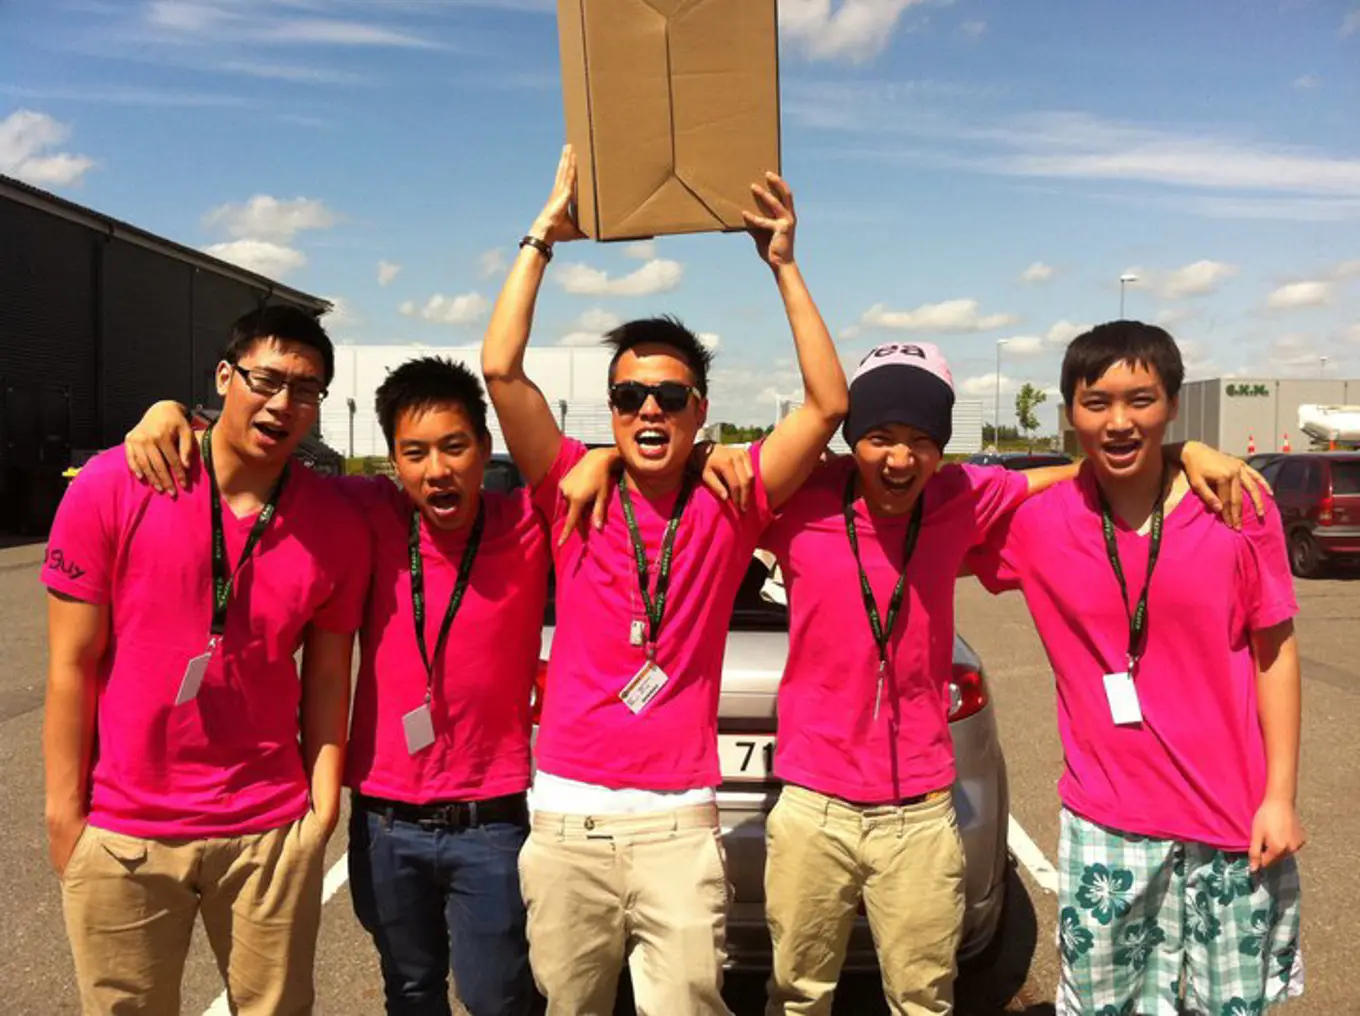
[530,659,548,725]
[1318,495,1334,526]
[948,663,988,722]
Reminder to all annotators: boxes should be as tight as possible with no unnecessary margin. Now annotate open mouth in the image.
[635,428,671,461]
[1102,439,1142,467]
[253,421,289,444]
[881,474,916,496]
[425,489,462,518]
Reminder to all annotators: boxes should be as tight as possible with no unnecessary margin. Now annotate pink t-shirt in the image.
[532,438,774,790]
[762,458,1029,803]
[42,447,370,839]
[968,466,1298,850]
[339,477,550,803]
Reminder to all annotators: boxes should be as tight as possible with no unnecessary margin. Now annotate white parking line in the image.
[202,852,351,1016]
[1007,814,1059,894]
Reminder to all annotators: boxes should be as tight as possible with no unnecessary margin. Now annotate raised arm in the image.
[43,592,107,875]
[745,174,849,510]
[481,146,585,487]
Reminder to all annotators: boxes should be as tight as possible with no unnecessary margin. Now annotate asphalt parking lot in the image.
[1,539,1355,1014]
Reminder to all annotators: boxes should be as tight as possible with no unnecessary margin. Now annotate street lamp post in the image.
[346,397,356,458]
[994,338,1008,451]
[1320,355,1329,379]
[1119,273,1139,319]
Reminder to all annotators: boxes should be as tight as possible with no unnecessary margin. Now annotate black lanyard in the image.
[203,423,287,638]
[843,472,924,718]
[1097,486,1164,673]
[617,475,694,656]
[409,502,485,699]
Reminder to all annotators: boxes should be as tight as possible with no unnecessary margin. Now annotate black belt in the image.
[354,791,529,831]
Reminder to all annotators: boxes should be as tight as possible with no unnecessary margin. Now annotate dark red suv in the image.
[1258,453,1360,577]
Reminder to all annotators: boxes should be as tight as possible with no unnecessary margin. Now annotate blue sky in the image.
[2,0,1358,429]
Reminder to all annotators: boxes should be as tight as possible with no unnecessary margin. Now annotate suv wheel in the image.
[1289,529,1324,579]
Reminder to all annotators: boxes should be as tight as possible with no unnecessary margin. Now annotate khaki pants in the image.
[764,785,965,1016]
[518,804,732,1016]
[60,812,328,1015]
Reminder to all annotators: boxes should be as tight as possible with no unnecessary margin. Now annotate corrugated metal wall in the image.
[101,241,194,445]
[0,200,96,531]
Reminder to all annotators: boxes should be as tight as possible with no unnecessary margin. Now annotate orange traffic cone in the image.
[1247,433,1256,455]
[1281,432,1292,453]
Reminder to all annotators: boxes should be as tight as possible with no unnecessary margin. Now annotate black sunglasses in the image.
[608,381,699,415]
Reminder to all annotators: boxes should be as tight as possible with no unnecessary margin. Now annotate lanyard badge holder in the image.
[842,473,924,721]
[1098,485,1164,727]
[177,424,287,706]
[617,476,692,715]
[404,502,486,754]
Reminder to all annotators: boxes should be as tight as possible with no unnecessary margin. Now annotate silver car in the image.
[535,551,1009,970]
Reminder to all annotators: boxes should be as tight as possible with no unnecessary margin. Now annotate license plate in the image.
[718,734,776,783]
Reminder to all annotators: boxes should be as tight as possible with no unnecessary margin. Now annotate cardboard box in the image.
[557,0,781,241]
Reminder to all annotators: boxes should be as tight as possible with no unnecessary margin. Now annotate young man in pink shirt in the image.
[42,306,370,1015]
[480,147,848,1015]
[756,341,1264,1016]
[969,322,1305,1015]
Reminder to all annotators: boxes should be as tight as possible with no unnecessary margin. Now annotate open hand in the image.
[1181,441,1271,530]
[125,401,197,496]
[530,145,587,246]
[743,172,796,268]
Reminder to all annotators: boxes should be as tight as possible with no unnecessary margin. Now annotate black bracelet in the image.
[519,235,553,262]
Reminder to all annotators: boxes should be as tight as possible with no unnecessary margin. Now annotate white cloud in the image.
[204,195,338,242]
[142,2,445,48]
[1332,259,1360,279]
[959,372,1018,398]
[1267,333,1327,370]
[961,19,987,37]
[1020,261,1054,283]
[625,240,657,260]
[1122,260,1237,299]
[1344,324,1360,345]
[321,296,360,332]
[1160,260,1239,299]
[1267,281,1331,310]
[479,248,508,279]
[556,307,622,347]
[377,260,402,286]
[203,239,307,278]
[779,0,930,64]
[858,298,1018,334]
[1046,319,1090,347]
[400,292,490,325]
[0,109,95,187]
[698,332,721,351]
[997,336,1046,358]
[556,259,684,297]
[1292,74,1321,90]
[1343,10,1360,36]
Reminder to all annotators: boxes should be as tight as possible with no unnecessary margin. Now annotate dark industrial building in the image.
[1,174,334,535]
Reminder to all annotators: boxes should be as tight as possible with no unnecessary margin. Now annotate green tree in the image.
[1015,384,1048,449]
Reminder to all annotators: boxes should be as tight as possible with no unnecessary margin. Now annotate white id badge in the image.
[619,660,669,715]
[402,703,436,754]
[175,642,217,705]
[1103,672,1144,726]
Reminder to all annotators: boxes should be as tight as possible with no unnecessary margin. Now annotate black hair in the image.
[375,356,490,453]
[604,316,713,397]
[225,305,335,384]
[1060,320,1185,406]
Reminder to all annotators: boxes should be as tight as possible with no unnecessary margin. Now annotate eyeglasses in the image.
[231,364,328,406]
[608,381,699,415]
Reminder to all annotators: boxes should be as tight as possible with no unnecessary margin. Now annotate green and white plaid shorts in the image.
[1056,809,1303,1016]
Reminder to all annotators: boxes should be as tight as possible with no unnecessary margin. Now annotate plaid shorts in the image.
[1056,809,1304,1016]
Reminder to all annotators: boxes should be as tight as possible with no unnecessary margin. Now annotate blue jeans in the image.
[348,805,538,1016]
